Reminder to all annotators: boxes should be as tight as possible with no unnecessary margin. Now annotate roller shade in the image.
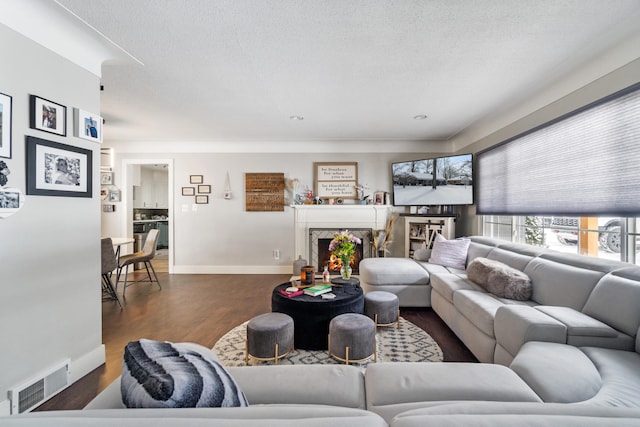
[477,83,640,216]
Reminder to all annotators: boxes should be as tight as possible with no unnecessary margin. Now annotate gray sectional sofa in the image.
[361,236,640,364]
[3,235,640,425]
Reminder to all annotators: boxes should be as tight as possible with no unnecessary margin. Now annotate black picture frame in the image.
[30,95,67,136]
[26,136,92,198]
[190,175,203,184]
[195,195,209,204]
[182,187,195,196]
[197,184,211,194]
[0,92,12,158]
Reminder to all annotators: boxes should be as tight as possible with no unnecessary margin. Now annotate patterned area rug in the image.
[213,316,443,367]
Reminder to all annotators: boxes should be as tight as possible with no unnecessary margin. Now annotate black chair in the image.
[101,238,123,309]
[116,229,161,298]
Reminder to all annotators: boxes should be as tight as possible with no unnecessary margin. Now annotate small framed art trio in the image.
[182,175,211,204]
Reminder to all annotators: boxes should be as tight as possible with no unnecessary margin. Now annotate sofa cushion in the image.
[466,257,532,301]
[485,247,537,272]
[580,346,640,407]
[582,271,640,337]
[535,306,618,338]
[121,339,248,408]
[359,258,431,286]
[510,341,602,403]
[523,257,605,310]
[365,362,541,423]
[429,273,481,304]
[453,290,503,337]
[429,234,471,270]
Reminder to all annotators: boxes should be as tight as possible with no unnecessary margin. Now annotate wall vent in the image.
[9,359,71,414]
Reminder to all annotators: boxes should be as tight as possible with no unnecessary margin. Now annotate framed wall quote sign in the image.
[314,162,358,199]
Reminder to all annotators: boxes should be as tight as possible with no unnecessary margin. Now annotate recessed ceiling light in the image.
[413,115,428,120]
[289,115,304,120]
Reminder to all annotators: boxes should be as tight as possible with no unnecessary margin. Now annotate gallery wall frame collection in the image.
[182,175,210,203]
[0,89,109,203]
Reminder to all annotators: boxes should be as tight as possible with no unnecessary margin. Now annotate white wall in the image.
[0,25,103,414]
[102,151,436,272]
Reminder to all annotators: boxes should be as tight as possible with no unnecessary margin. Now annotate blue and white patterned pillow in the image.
[121,339,248,408]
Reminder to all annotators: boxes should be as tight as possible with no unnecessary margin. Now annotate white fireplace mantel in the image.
[292,205,390,262]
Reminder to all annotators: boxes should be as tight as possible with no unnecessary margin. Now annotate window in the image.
[482,215,640,265]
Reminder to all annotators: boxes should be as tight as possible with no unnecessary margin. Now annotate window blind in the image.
[477,83,640,216]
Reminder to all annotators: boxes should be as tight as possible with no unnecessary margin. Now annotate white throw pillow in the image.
[428,234,470,270]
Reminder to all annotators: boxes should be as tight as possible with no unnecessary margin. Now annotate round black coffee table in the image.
[271,282,364,350]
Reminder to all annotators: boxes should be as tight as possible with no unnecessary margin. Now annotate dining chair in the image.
[116,229,161,298]
[101,237,123,309]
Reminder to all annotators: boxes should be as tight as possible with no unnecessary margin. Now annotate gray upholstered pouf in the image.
[246,312,294,365]
[328,313,376,364]
[365,291,399,328]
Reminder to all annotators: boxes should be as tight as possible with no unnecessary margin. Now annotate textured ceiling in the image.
[56,0,640,148]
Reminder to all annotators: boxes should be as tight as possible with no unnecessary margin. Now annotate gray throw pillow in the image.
[467,257,532,301]
[121,339,248,408]
[413,244,431,261]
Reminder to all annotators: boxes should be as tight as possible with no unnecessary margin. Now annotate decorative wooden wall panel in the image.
[245,172,285,211]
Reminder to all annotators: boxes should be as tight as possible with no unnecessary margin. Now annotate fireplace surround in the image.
[293,205,390,273]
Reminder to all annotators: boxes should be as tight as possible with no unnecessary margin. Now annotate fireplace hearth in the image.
[310,228,372,274]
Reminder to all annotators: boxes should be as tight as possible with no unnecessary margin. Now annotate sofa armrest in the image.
[494,305,566,362]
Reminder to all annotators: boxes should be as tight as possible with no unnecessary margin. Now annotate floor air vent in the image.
[9,359,71,414]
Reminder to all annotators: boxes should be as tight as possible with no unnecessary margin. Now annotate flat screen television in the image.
[391,153,474,206]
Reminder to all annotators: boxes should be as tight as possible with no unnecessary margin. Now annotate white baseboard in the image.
[70,344,106,384]
[0,399,10,417]
[172,265,292,274]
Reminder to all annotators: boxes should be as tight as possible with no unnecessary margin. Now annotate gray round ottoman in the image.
[328,313,376,365]
[245,312,294,365]
[365,291,400,329]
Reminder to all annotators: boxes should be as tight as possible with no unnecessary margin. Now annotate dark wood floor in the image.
[36,270,476,411]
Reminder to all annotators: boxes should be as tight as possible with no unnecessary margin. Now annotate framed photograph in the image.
[74,108,103,143]
[108,188,121,202]
[100,171,113,185]
[190,175,203,184]
[195,195,209,204]
[197,184,211,194]
[374,191,385,205]
[182,187,195,196]
[26,136,92,198]
[0,187,24,219]
[314,162,358,199]
[30,95,66,136]
[0,92,13,158]
[102,204,115,213]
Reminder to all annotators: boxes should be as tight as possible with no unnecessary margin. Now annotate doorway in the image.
[122,159,174,274]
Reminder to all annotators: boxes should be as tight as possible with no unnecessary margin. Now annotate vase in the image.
[340,258,352,280]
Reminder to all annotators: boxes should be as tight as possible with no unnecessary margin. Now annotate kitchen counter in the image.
[133,219,168,223]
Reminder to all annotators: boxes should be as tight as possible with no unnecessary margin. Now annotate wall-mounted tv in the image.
[391,153,474,206]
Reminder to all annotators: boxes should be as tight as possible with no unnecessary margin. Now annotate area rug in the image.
[213,316,443,367]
